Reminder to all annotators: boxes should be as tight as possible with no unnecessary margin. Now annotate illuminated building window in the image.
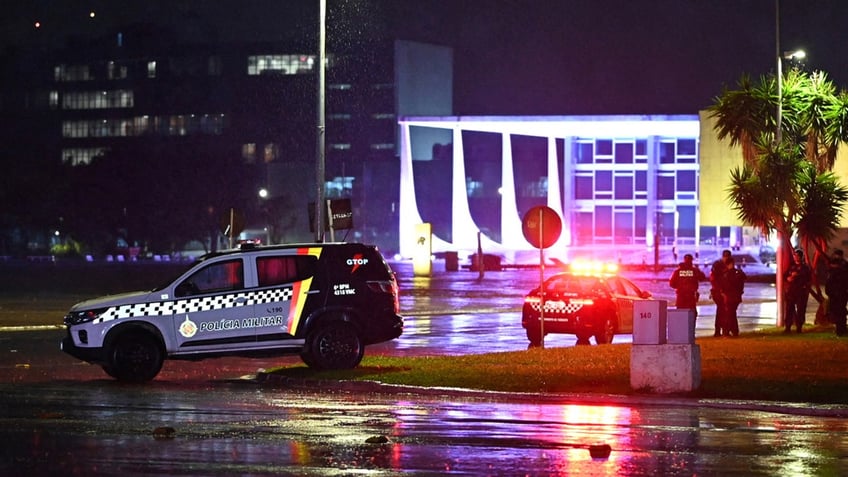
[147,61,157,78]
[370,143,394,150]
[54,64,92,82]
[49,91,58,109]
[62,90,134,109]
[614,174,633,200]
[330,143,351,150]
[328,83,352,90]
[576,141,593,164]
[326,176,354,198]
[371,113,395,120]
[614,142,633,164]
[657,172,676,200]
[107,61,127,80]
[62,147,109,166]
[263,143,278,163]
[635,170,647,199]
[61,114,224,138]
[242,143,256,163]
[575,173,593,200]
[659,141,676,163]
[466,178,484,197]
[247,54,315,75]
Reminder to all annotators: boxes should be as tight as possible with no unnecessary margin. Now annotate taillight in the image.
[367,280,400,312]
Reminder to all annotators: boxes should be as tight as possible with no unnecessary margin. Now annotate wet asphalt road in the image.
[1,260,847,475]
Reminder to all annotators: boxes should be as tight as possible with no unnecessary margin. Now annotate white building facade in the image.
[398,115,702,262]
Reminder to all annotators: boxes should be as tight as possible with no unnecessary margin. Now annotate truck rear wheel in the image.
[301,321,364,370]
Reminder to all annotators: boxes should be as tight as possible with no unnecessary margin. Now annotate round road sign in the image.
[522,206,562,249]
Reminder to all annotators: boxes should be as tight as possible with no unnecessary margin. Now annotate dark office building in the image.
[0,21,452,257]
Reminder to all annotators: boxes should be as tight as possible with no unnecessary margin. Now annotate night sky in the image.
[2,0,846,115]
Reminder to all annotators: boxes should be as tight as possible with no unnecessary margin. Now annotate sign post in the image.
[522,206,562,348]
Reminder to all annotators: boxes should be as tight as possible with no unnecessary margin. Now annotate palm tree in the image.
[709,69,848,320]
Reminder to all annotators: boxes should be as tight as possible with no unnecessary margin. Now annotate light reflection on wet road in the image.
[377,261,783,356]
[2,260,847,475]
[2,380,846,476]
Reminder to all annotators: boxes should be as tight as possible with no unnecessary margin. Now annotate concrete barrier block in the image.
[632,300,667,344]
[630,344,701,393]
[667,308,696,344]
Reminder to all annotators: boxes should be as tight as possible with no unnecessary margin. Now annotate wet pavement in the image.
[2,258,847,475]
[379,259,785,355]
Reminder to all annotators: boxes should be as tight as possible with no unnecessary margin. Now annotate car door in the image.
[252,251,320,344]
[170,257,256,352]
[611,277,646,334]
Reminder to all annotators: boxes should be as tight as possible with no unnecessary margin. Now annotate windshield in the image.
[150,257,210,292]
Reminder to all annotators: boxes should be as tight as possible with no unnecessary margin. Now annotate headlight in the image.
[64,308,108,326]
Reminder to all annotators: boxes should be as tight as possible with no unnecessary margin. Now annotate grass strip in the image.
[269,327,848,404]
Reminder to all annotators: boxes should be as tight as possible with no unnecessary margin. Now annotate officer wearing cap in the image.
[669,253,706,317]
[784,249,812,333]
[709,249,733,336]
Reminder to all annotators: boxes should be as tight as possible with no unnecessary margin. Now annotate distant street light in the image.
[776,49,805,145]
[258,188,271,244]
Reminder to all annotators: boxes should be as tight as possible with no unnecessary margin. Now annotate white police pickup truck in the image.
[61,243,403,382]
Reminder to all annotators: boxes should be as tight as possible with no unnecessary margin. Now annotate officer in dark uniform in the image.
[825,249,848,336]
[710,249,732,336]
[669,253,706,317]
[721,258,746,337]
[784,249,812,333]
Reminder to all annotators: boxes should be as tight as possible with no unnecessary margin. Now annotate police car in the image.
[61,242,403,382]
[521,260,652,346]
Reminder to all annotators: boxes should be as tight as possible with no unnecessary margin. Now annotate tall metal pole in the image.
[775,0,785,327]
[538,208,545,348]
[776,0,783,145]
[314,0,327,242]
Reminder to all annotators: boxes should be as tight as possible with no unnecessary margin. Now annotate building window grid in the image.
[570,136,699,244]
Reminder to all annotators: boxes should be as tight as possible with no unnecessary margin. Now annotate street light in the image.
[776,49,805,144]
[258,188,271,244]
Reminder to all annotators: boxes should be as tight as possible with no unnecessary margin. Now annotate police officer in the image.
[825,249,848,336]
[669,253,707,317]
[721,258,746,337]
[710,249,732,336]
[784,249,812,333]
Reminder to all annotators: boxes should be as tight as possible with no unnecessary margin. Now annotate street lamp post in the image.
[314,0,327,242]
[774,0,805,328]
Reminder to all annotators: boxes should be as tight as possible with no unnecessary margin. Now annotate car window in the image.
[256,255,317,287]
[546,275,603,294]
[605,277,627,295]
[175,259,244,297]
[618,278,643,297]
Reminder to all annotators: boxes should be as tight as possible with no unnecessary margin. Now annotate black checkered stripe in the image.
[93,287,295,324]
[531,301,584,314]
